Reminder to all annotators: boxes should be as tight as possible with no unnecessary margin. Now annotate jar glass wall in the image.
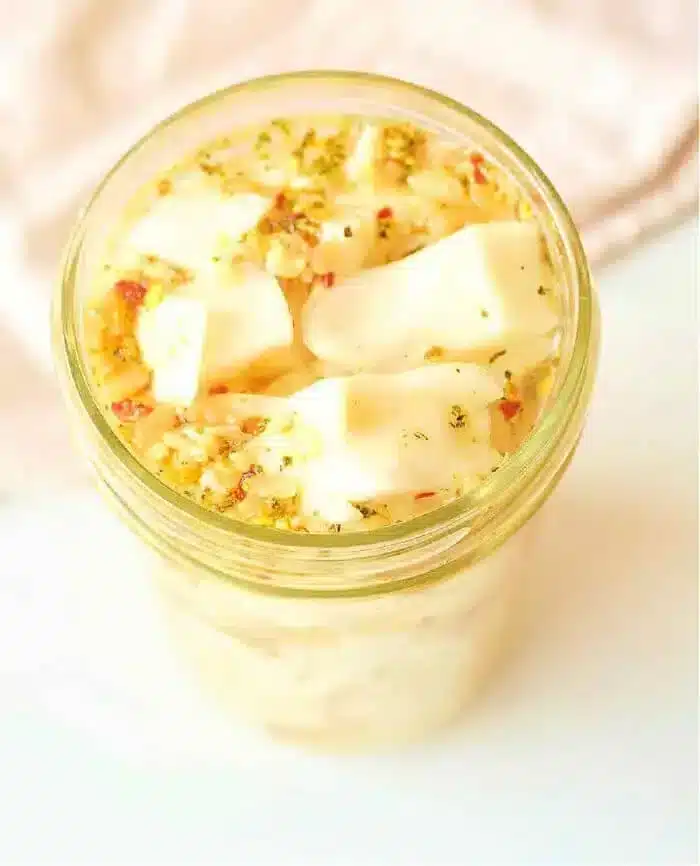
[53,72,599,748]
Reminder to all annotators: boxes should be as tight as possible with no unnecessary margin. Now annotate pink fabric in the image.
[0,0,696,493]
[1,0,696,268]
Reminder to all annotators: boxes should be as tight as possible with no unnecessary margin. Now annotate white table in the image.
[0,221,697,866]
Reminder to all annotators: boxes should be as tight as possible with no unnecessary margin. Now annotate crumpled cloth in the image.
[0,0,696,493]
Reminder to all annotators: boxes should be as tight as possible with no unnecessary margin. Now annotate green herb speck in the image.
[255,131,272,150]
[449,404,467,429]
[357,504,377,518]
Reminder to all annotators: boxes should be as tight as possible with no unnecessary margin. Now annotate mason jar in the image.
[53,71,600,749]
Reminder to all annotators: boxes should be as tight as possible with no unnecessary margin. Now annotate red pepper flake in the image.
[320,271,335,289]
[414,491,436,501]
[298,229,319,248]
[274,191,287,209]
[111,399,153,422]
[231,464,260,503]
[208,383,229,395]
[473,165,487,185]
[377,206,393,220]
[469,152,485,165]
[114,279,147,306]
[240,416,268,436]
[498,399,521,421]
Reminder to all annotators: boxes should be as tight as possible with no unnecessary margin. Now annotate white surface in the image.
[0,222,697,865]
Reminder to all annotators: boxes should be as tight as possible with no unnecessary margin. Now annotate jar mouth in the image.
[58,69,594,552]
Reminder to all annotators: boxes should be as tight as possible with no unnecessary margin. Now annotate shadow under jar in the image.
[53,71,599,750]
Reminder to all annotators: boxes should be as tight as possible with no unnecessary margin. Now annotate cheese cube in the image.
[289,364,502,521]
[137,268,294,406]
[137,296,206,406]
[126,191,270,271]
[303,220,558,369]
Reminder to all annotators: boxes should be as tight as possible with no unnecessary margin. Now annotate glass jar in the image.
[53,71,599,749]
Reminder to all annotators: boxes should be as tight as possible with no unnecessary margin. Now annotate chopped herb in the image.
[282,455,293,468]
[199,162,223,176]
[424,346,444,361]
[255,130,272,150]
[211,256,221,263]
[489,349,507,364]
[271,118,291,135]
[356,504,377,518]
[343,225,353,238]
[504,369,512,380]
[537,285,547,295]
[292,128,316,160]
[413,431,429,440]
[449,404,467,429]
[480,309,490,318]
[378,228,389,239]
[329,523,342,533]
[268,498,285,518]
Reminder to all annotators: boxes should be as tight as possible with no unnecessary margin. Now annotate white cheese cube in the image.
[137,268,294,406]
[137,296,206,406]
[344,123,381,186]
[289,364,502,521]
[178,267,294,384]
[303,220,558,369]
[126,191,270,271]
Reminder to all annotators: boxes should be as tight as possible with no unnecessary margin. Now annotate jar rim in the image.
[57,69,595,557]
